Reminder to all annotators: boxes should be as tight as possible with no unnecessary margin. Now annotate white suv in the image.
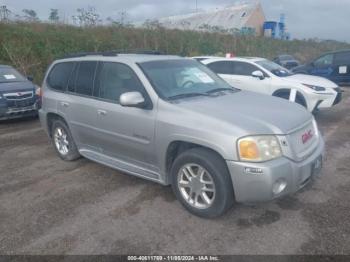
[202,57,342,112]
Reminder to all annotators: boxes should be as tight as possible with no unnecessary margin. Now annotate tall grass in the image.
[1,22,349,84]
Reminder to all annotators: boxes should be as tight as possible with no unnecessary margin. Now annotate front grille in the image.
[288,121,319,161]
[3,91,33,100]
[3,91,35,108]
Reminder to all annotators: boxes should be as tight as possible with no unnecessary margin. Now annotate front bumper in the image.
[0,102,39,120]
[227,136,325,203]
[316,88,343,109]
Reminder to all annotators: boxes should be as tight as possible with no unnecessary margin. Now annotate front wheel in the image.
[171,148,234,218]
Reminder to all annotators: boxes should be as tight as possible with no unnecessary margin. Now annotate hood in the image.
[285,74,338,88]
[174,91,312,135]
[0,80,35,93]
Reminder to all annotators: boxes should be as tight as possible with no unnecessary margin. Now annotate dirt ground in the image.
[0,89,349,255]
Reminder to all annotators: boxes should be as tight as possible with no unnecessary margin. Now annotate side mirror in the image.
[120,92,146,108]
[251,70,265,80]
[27,76,34,82]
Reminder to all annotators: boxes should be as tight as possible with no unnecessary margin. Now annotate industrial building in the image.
[158,1,266,36]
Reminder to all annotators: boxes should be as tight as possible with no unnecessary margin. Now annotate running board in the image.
[79,149,162,183]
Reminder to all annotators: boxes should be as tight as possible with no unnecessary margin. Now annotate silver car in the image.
[39,53,324,218]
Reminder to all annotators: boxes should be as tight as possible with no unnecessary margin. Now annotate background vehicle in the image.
[192,56,221,62]
[202,57,342,112]
[40,53,324,218]
[292,50,350,85]
[273,54,300,69]
[0,65,41,120]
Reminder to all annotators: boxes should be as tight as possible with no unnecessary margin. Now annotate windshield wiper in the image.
[206,88,234,94]
[167,92,211,100]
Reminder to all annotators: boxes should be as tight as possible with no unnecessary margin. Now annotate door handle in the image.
[60,102,69,107]
[97,109,107,116]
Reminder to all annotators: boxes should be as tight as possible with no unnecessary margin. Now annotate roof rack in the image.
[62,50,164,59]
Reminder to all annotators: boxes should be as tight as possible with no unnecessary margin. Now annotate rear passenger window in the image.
[94,62,145,102]
[47,62,74,91]
[334,52,350,65]
[75,61,97,96]
[67,63,78,93]
[231,61,259,76]
[207,61,234,75]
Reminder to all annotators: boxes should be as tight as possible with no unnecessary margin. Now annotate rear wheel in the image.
[51,119,80,161]
[171,148,234,218]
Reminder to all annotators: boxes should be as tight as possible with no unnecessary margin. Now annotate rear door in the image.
[228,61,271,94]
[92,62,157,172]
[59,61,101,151]
[333,51,350,84]
[310,53,336,79]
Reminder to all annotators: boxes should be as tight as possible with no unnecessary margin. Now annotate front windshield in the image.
[256,60,293,77]
[139,59,236,100]
[0,67,26,83]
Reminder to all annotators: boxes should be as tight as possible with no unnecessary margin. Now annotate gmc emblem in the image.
[302,130,313,144]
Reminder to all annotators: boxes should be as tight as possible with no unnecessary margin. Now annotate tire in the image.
[51,119,80,161]
[171,148,234,218]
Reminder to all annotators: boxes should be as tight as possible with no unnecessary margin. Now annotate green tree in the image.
[49,9,59,23]
[22,9,39,22]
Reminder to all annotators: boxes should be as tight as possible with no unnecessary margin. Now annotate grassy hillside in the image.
[1,22,350,84]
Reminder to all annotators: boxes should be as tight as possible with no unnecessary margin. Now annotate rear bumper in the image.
[227,137,325,203]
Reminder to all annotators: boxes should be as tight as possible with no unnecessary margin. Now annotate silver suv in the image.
[39,53,324,218]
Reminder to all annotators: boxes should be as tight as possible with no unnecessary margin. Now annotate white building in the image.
[157,1,266,36]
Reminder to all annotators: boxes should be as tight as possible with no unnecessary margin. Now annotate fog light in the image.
[272,179,287,195]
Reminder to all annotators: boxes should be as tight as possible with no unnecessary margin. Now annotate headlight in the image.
[303,84,326,92]
[238,135,282,162]
[35,86,41,96]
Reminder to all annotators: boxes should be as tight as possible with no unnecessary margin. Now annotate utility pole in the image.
[196,0,198,13]
[0,5,11,21]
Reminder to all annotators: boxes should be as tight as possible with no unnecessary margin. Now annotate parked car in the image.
[192,56,221,62]
[292,50,350,85]
[0,65,41,120]
[273,54,300,69]
[40,52,324,218]
[202,57,342,112]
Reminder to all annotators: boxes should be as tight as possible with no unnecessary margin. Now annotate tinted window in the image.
[75,61,97,96]
[47,62,74,91]
[67,63,78,93]
[279,55,294,61]
[334,52,350,65]
[314,54,333,68]
[232,61,259,76]
[95,62,145,102]
[207,61,234,74]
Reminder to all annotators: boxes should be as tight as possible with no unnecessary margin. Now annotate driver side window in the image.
[314,54,333,68]
[94,62,145,103]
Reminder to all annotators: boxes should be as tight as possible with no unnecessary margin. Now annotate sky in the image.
[1,0,349,42]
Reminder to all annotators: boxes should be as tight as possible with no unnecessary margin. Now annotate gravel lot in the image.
[0,89,349,255]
